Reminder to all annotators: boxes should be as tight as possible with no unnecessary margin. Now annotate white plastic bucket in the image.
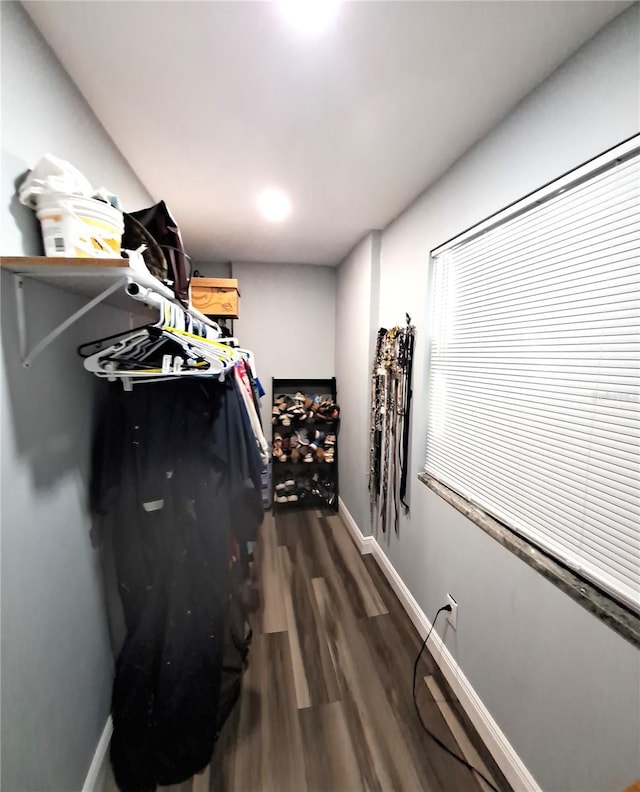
[36,193,124,258]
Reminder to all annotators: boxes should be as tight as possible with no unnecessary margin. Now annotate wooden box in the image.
[190,277,240,318]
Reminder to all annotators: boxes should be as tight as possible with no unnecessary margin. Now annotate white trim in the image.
[368,540,540,791]
[431,133,640,256]
[82,716,112,792]
[335,509,541,792]
[338,497,374,554]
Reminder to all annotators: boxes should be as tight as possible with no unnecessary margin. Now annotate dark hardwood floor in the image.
[105,508,510,792]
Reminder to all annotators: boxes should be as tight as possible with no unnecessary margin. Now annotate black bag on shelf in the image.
[123,200,191,307]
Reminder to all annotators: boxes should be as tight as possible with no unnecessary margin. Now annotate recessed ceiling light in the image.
[279,0,340,36]
[257,188,292,222]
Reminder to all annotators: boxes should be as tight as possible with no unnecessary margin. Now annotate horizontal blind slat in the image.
[455,253,640,309]
[454,220,640,293]
[451,162,640,272]
[423,457,640,586]
[427,420,640,525]
[424,448,640,581]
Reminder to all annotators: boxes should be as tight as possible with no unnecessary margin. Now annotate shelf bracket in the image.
[15,274,129,368]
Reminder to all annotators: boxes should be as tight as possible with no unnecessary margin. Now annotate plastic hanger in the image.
[82,323,226,381]
[77,323,162,358]
[80,288,239,388]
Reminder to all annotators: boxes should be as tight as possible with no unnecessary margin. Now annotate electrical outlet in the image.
[446,593,458,630]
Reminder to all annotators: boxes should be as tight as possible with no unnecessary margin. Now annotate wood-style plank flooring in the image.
[104,509,510,792]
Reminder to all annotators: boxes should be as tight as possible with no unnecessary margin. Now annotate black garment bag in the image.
[91,378,263,792]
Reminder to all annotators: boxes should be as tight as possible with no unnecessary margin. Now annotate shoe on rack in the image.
[272,433,285,460]
[315,447,325,462]
[274,395,290,412]
[286,480,299,501]
[296,429,310,446]
[274,481,287,503]
[301,447,314,463]
[317,476,336,506]
[296,477,311,502]
[310,430,325,450]
[310,471,321,497]
[289,406,306,423]
[314,400,340,423]
[325,433,336,446]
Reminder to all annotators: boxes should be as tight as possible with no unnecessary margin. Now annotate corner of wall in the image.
[368,230,381,361]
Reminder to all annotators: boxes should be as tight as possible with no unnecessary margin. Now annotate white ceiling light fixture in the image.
[257,188,292,222]
[279,0,340,36]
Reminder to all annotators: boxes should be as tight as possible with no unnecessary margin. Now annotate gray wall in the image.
[197,260,337,427]
[336,6,640,791]
[335,233,380,535]
[1,3,152,790]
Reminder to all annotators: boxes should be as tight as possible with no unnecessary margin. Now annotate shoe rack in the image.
[271,377,339,512]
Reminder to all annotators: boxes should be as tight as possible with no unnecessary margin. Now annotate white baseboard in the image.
[83,715,112,792]
[338,497,374,554]
[345,524,541,791]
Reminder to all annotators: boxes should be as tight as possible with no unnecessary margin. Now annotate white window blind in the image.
[426,140,640,614]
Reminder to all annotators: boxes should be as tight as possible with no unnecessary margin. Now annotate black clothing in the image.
[91,378,263,792]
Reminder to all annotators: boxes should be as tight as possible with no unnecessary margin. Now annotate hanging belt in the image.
[380,327,399,534]
[369,324,413,534]
[399,326,415,510]
[391,369,401,535]
[369,329,386,526]
[380,368,391,534]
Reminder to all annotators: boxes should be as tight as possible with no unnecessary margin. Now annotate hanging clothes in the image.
[368,319,415,535]
[234,360,269,466]
[91,377,263,792]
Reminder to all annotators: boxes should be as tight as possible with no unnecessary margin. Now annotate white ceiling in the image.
[24,0,629,266]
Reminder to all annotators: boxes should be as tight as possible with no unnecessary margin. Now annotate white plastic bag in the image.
[18,153,95,208]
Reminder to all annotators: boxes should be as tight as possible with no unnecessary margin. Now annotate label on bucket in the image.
[40,216,68,256]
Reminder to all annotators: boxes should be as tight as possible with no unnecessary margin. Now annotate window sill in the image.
[417,473,640,649]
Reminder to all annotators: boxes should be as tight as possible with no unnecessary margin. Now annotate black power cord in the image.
[413,605,502,792]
